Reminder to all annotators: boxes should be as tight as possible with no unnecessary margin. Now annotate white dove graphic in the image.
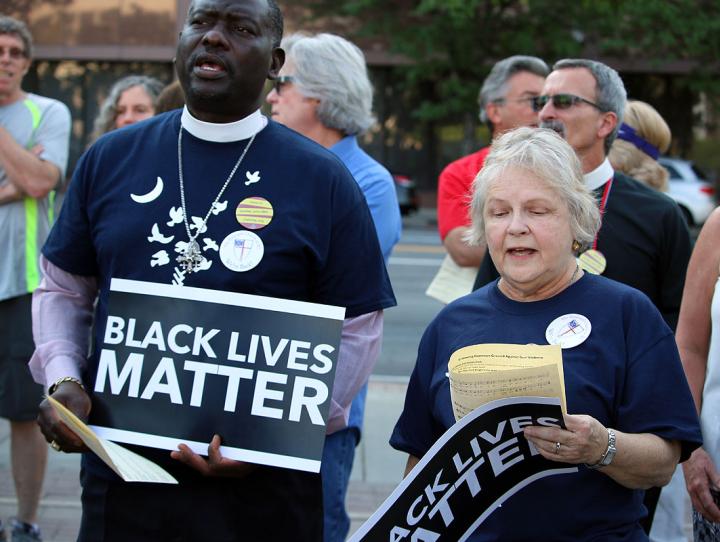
[245,171,261,186]
[167,207,184,227]
[189,216,208,234]
[175,240,190,254]
[150,250,170,267]
[211,201,228,215]
[196,258,213,272]
[203,238,219,252]
[147,224,174,244]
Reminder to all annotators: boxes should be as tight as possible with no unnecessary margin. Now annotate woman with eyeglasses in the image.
[390,127,701,541]
[90,75,164,142]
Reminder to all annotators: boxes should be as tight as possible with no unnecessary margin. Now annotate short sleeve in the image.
[313,167,396,317]
[437,162,473,240]
[42,149,99,277]
[35,100,71,179]
[616,297,702,461]
[390,322,444,458]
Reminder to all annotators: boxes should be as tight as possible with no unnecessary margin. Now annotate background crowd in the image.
[1,1,719,541]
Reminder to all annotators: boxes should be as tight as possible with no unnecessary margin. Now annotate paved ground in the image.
[0,376,408,541]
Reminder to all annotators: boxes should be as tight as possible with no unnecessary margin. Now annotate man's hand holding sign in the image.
[29,1,396,538]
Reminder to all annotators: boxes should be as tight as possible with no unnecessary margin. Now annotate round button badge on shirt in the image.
[235,196,274,230]
[545,313,592,349]
[219,230,264,272]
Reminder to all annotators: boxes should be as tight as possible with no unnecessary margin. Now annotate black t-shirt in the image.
[473,172,691,331]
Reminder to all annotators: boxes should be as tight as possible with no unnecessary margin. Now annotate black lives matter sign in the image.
[87,278,345,473]
[350,397,577,541]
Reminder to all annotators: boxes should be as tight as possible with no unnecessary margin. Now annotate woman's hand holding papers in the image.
[38,381,92,452]
[171,434,257,478]
[523,414,607,466]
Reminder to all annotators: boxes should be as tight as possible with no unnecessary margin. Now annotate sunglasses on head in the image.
[273,75,295,95]
[532,94,603,113]
[0,45,26,60]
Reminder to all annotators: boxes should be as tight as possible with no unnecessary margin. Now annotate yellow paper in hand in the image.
[448,343,566,421]
[47,395,177,484]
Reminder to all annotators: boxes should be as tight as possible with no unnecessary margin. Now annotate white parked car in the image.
[659,156,716,226]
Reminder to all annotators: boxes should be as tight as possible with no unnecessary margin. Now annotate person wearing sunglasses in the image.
[430,56,548,305]
[266,32,401,542]
[472,58,692,534]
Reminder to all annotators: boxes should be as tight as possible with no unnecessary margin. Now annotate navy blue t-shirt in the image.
[44,110,396,479]
[390,274,701,541]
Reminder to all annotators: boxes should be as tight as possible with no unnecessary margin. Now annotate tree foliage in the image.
[306,0,720,126]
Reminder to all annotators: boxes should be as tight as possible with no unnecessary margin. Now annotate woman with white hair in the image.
[267,32,401,542]
[390,127,701,540]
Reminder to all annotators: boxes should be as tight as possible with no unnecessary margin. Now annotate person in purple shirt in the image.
[267,32,401,542]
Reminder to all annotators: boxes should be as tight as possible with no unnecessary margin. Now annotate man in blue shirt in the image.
[267,32,401,542]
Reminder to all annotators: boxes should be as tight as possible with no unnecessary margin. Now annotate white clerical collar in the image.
[180,107,267,142]
[584,158,615,191]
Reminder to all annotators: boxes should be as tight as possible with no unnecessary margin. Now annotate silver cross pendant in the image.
[176,240,203,273]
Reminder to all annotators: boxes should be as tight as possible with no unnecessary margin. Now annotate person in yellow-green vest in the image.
[0,15,70,542]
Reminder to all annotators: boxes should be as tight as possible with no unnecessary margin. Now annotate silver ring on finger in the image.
[555,441,561,454]
[50,440,61,452]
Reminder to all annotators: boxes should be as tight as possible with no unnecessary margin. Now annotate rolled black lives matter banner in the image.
[87,278,345,473]
[350,397,577,542]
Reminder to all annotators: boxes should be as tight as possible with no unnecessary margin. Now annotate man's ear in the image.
[597,111,617,140]
[268,47,285,80]
[485,102,502,126]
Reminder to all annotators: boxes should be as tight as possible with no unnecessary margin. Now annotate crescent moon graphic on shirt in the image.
[131,177,164,204]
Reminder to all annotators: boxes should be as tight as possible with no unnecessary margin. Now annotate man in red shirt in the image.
[437,56,548,269]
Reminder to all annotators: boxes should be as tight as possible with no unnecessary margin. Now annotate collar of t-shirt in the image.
[584,157,614,191]
[180,107,268,142]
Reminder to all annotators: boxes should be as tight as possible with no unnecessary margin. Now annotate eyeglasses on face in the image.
[273,75,295,95]
[0,45,27,60]
[531,94,603,113]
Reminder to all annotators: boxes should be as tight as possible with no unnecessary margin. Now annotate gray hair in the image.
[91,75,165,141]
[478,55,549,124]
[468,127,601,249]
[553,59,627,154]
[0,16,33,59]
[281,33,375,136]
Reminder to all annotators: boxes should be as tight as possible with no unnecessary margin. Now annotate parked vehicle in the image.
[659,156,716,226]
[393,173,419,216]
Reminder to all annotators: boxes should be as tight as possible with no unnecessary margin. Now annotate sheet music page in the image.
[448,343,566,420]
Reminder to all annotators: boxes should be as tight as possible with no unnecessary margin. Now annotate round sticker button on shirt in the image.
[236,196,274,230]
[545,313,592,349]
[219,230,264,272]
[577,249,607,275]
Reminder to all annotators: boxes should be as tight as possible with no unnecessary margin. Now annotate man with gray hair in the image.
[0,15,70,542]
[472,58,691,532]
[266,32,401,542]
[434,55,547,290]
